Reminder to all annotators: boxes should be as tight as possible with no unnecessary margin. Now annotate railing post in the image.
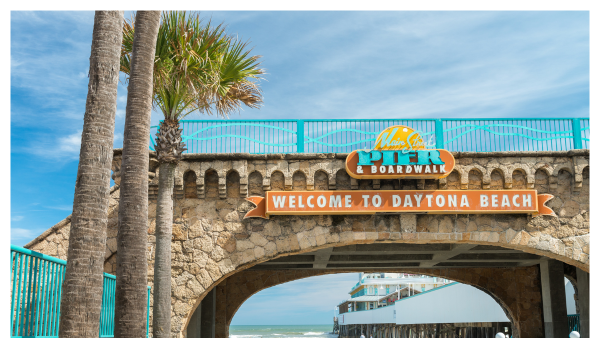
[435,119,444,149]
[572,118,582,149]
[297,120,305,153]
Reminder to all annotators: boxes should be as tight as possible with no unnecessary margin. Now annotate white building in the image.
[335,273,511,337]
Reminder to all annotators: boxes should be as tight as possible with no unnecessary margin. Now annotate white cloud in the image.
[58,130,83,154]
[46,205,73,211]
[11,228,35,241]
[12,216,24,221]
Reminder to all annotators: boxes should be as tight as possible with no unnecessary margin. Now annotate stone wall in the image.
[25,150,589,338]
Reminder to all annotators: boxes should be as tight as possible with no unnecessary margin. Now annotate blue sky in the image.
[231,273,359,325]
[10,10,589,325]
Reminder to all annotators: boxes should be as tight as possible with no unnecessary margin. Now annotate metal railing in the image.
[567,314,580,333]
[10,245,151,338]
[149,118,589,154]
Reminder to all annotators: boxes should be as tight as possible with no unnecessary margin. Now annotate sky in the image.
[9,10,590,325]
[231,273,359,325]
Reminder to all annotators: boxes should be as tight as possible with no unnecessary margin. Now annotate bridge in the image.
[16,119,589,338]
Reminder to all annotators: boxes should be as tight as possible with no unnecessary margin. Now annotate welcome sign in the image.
[345,125,455,179]
[244,125,556,219]
[244,191,556,219]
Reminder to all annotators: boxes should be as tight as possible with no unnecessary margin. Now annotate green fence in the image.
[149,118,589,154]
[567,314,580,333]
[10,245,151,338]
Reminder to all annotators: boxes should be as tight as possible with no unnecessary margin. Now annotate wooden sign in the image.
[244,190,556,219]
[345,125,455,179]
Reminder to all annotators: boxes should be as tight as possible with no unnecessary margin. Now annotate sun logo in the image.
[373,125,427,151]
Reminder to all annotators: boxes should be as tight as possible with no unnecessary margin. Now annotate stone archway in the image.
[209,265,543,338]
[25,149,589,338]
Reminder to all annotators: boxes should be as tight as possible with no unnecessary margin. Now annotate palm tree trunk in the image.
[58,11,123,338]
[153,161,176,338]
[114,11,161,338]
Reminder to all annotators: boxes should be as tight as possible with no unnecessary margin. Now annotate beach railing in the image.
[149,118,589,154]
[10,245,151,338]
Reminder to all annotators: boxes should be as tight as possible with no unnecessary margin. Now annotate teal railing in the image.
[567,314,580,333]
[149,118,589,154]
[10,245,151,338]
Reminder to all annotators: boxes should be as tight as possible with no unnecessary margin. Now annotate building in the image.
[336,273,511,337]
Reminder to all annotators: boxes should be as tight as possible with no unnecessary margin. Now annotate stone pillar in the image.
[540,260,568,338]
[576,268,589,338]
[201,288,216,338]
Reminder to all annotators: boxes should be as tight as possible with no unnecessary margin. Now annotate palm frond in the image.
[120,10,265,122]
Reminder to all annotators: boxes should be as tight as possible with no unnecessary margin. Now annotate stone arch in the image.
[511,168,528,190]
[180,219,591,338]
[534,168,550,194]
[226,170,241,198]
[292,170,307,190]
[270,171,285,191]
[248,171,264,197]
[314,170,329,190]
[184,240,551,338]
[467,168,483,190]
[335,169,351,190]
[220,268,524,332]
[184,170,198,198]
[552,164,573,177]
[204,169,219,199]
[556,168,574,195]
[445,170,461,190]
[489,168,505,190]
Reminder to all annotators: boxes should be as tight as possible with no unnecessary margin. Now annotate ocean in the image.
[230,325,337,338]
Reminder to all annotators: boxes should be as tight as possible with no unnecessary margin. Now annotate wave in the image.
[303,332,327,336]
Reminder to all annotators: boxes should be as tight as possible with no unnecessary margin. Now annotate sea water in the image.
[229,325,338,338]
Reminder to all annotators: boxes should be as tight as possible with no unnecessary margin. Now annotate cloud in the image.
[11,227,35,241]
[58,130,83,154]
[12,216,24,221]
[46,205,73,211]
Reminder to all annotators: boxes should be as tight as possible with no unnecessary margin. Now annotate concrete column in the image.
[201,288,216,338]
[187,304,202,338]
[576,268,589,338]
[187,288,217,338]
[215,282,228,338]
[540,260,568,338]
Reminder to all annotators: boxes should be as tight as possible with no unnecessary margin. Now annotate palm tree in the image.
[114,11,161,338]
[59,11,124,338]
[121,11,263,338]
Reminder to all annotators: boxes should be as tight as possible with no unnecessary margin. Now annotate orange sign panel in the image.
[345,149,455,180]
[345,125,455,180]
[244,191,555,219]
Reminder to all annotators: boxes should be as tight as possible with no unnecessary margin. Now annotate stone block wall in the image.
[24,150,589,338]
